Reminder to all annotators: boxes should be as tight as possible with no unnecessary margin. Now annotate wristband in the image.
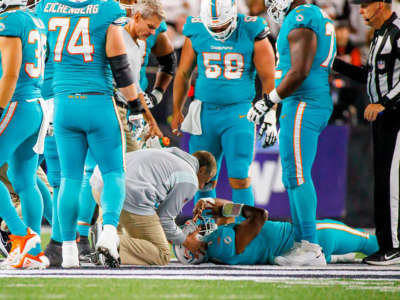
[269,89,282,104]
[222,203,244,217]
[128,99,145,115]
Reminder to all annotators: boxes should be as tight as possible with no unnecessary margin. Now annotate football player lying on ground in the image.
[90,147,217,267]
[174,198,379,265]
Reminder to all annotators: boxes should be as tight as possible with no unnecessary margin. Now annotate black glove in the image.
[0,107,3,120]
[128,99,145,115]
[247,93,275,125]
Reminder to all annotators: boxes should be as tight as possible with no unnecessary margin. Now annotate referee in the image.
[333,0,400,265]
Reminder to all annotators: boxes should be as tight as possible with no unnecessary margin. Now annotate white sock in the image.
[103,225,117,234]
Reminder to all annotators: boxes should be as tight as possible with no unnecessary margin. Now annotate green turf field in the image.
[0,278,399,300]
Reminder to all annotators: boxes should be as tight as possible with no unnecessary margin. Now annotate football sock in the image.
[77,171,96,237]
[232,186,254,206]
[37,176,52,224]
[58,178,81,241]
[288,181,317,244]
[0,182,27,236]
[101,171,125,228]
[51,187,62,243]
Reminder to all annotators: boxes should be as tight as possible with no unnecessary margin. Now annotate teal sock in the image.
[0,182,27,236]
[58,178,81,241]
[51,187,62,243]
[19,183,43,236]
[37,176,52,224]
[232,186,254,206]
[101,172,125,227]
[288,181,318,244]
[78,171,96,237]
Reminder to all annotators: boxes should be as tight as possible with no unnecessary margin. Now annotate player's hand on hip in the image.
[171,111,184,136]
[247,93,275,125]
[258,110,277,148]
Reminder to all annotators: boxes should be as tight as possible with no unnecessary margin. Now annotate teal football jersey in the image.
[276,4,336,108]
[183,14,267,105]
[35,0,54,99]
[205,221,294,265]
[139,20,167,91]
[0,10,46,101]
[41,0,126,96]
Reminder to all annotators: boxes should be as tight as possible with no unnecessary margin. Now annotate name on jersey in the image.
[44,3,99,14]
[211,45,233,51]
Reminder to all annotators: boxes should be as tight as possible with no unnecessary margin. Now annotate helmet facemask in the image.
[0,0,28,13]
[265,0,293,24]
[200,0,238,42]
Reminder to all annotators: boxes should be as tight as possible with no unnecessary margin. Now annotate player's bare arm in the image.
[276,28,317,98]
[171,37,197,136]
[0,37,22,110]
[151,32,175,92]
[253,37,275,95]
[106,24,138,102]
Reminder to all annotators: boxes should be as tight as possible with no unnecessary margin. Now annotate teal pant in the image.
[0,100,43,242]
[54,94,125,241]
[279,99,331,243]
[316,219,379,263]
[189,102,255,206]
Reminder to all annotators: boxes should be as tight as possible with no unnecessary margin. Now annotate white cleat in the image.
[95,225,120,268]
[330,253,361,264]
[12,252,50,269]
[62,242,80,268]
[0,228,40,270]
[275,240,327,266]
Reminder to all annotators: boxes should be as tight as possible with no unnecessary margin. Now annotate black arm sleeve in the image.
[156,52,177,76]
[332,58,369,84]
[108,54,134,88]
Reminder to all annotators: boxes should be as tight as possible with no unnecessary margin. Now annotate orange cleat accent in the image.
[12,252,49,269]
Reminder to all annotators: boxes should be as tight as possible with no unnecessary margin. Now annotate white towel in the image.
[33,98,49,154]
[181,99,202,135]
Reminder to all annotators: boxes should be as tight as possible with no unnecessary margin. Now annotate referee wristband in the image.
[269,89,282,104]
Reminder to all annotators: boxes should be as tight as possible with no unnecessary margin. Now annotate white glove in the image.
[258,109,277,148]
[247,94,274,125]
[144,89,163,109]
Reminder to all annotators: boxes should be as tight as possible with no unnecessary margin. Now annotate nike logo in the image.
[281,114,286,119]
[239,115,246,119]
[384,252,399,260]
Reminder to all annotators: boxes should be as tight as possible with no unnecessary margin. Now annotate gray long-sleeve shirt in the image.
[90,147,199,245]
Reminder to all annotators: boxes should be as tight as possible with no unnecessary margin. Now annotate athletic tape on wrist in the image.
[269,89,281,104]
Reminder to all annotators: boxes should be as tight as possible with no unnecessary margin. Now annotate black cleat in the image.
[78,236,92,262]
[97,247,120,269]
[363,248,400,266]
[44,239,63,267]
[0,229,10,258]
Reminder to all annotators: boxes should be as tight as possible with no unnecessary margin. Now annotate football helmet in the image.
[0,0,28,13]
[200,0,238,42]
[173,217,217,264]
[264,0,293,24]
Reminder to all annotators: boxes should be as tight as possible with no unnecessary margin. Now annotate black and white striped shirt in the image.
[333,12,400,110]
[366,13,400,108]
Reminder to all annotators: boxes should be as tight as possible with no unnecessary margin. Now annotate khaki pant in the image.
[116,105,140,153]
[119,210,170,265]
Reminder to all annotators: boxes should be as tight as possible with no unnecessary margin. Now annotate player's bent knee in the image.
[229,177,251,189]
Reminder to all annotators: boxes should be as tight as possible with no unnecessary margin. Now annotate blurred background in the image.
[145,0,400,227]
